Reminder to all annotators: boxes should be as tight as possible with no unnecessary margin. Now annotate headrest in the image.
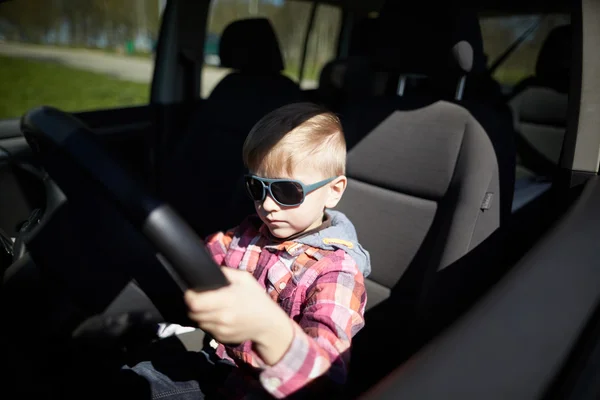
[219,18,285,72]
[452,41,473,74]
[319,60,347,90]
[372,5,483,76]
[450,10,486,73]
[535,24,572,92]
[374,6,485,76]
[373,7,455,74]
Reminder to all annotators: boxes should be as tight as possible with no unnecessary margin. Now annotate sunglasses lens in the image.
[245,177,264,201]
[271,181,304,205]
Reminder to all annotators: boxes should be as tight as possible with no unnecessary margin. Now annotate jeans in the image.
[116,350,235,400]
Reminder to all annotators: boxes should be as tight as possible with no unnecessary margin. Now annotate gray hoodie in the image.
[295,210,371,278]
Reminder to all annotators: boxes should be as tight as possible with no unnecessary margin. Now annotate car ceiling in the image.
[295,0,571,15]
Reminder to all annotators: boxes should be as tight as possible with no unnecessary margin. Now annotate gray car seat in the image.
[509,24,572,177]
[340,63,506,400]
[338,4,513,311]
[338,97,500,309]
[339,7,513,396]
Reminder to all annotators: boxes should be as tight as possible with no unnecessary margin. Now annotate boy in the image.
[127,103,370,399]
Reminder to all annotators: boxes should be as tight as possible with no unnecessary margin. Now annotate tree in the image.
[0,0,160,48]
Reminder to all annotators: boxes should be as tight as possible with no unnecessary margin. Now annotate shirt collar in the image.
[260,213,331,256]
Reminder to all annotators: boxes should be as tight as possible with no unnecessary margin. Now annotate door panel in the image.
[364,177,600,399]
[0,163,41,237]
[76,105,155,183]
[0,105,155,238]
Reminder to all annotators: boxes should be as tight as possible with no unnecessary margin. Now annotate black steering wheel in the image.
[19,106,228,322]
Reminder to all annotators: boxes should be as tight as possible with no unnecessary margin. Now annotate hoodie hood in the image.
[295,210,371,277]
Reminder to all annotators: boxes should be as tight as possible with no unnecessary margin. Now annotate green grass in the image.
[0,55,150,119]
[283,64,320,82]
[493,67,532,86]
[0,51,530,121]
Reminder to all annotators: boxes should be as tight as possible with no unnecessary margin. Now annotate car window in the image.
[481,13,572,185]
[299,4,342,90]
[480,13,571,89]
[0,0,162,120]
[201,0,342,97]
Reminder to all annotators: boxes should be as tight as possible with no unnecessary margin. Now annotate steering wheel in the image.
[19,106,228,321]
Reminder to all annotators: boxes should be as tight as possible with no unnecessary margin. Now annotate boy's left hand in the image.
[184,267,291,347]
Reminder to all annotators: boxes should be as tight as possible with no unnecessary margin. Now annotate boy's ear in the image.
[325,176,347,209]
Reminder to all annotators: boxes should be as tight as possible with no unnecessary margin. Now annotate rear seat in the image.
[315,17,380,110]
[508,24,571,212]
[160,18,303,237]
[509,24,571,176]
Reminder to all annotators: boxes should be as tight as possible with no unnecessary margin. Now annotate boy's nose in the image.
[262,194,280,212]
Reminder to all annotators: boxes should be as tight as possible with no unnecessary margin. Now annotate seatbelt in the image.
[488,17,544,74]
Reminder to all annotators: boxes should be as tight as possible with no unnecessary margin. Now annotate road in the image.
[0,42,316,97]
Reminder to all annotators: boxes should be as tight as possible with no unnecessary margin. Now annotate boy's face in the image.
[252,164,346,239]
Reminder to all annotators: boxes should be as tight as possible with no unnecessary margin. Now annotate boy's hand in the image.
[185,267,294,364]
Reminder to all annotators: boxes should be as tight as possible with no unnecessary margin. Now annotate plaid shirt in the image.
[204,215,367,399]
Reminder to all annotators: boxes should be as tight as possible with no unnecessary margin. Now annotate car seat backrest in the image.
[509,24,572,172]
[337,99,499,309]
[510,87,569,167]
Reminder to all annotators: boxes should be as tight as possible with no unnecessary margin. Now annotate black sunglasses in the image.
[244,174,337,207]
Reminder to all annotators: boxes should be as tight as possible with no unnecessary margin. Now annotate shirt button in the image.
[262,376,282,391]
[278,282,286,290]
[209,339,219,349]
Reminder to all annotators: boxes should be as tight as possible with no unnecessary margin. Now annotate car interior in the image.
[2,0,600,398]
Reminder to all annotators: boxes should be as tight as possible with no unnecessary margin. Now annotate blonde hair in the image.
[243,103,346,178]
